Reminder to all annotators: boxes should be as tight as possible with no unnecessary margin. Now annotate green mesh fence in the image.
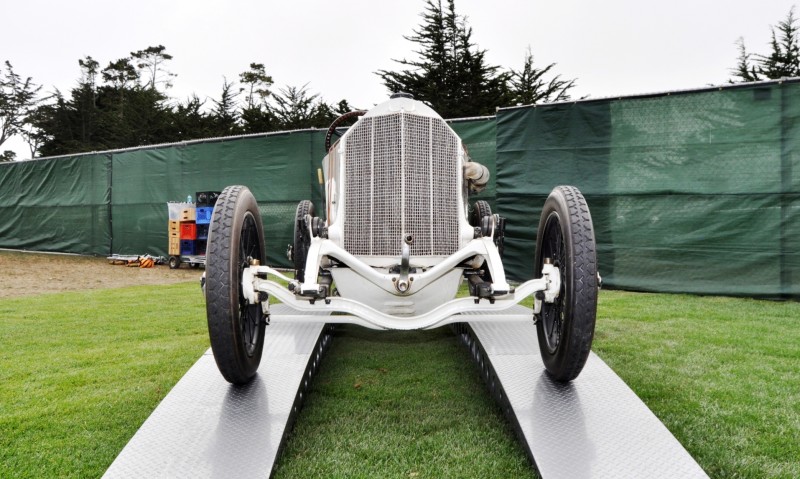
[0,153,111,255]
[497,80,800,298]
[110,131,327,267]
[0,83,797,298]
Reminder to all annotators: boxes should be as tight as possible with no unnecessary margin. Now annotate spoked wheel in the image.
[534,185,598,382]
[205,185,267,385]
[293,200,314,283]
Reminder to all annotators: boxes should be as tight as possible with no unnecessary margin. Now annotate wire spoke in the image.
[542,213,565,353]
[235,213,263,356]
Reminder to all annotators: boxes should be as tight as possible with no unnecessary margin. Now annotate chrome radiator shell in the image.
[342,111,461,257]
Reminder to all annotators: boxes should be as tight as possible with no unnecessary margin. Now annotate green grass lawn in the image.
[592,291,800,479]
[272,326,534,479]
[0,284,209,478]
[1,284,798,478]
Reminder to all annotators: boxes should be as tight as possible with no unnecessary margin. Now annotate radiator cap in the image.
[390,92,414,100]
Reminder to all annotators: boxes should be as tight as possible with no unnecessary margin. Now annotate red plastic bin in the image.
[180,222,197,240]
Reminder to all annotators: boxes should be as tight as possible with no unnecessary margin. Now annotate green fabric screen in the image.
[0,153,111,255]
[1,81,798,299]
[111,131,327,267]
[497,81,800,298]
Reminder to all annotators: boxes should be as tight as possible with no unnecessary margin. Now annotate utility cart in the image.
[167,193,218,269]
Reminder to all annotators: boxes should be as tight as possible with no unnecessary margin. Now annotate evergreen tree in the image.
[131,45,176,91]
[35,52,178,156]
[0,150,16,162]
[732,7,800,82]
[172,94,216,140]
[271,84,327,130]
[29,47,358,155]
[508,47,576,105]
[71,57,102,148]
[759,7,800,78]
[20,105,50,158]
[0,61,41,149]
[239,63,273,110]
[731,38,761,82]
[376,0,509,117]
[239,63,277,133]
[211,78,240,136]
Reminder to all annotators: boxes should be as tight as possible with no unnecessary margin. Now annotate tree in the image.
[20,105,50,158]
[731,38,761,82]
[0,61,41,149]
[239,63,276,133]
[732,6,800,82]
[269,84,340,130]
[376,0,509,117]
[173,94,216,140]
[211,78,240,136]
[239,63,273,110]
[35,53,177,156]
[270,84,320,129]
[72,57,101,148]
[101,58,139,90]
[508,47,576,105]
[131,45,176,91]
[0,150,16,162]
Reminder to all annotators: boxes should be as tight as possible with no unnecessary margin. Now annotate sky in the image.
[1,0,796,159]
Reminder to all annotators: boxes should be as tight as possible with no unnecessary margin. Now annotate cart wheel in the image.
[470,200,492,226]
[168,256,180,269]
[190,262,200,269]
[293,200,314,283]
[534,185,598,382]
[205,185,267,384]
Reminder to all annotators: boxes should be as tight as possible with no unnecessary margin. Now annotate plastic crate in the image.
[195,191,220,207]
[180,222,197,240]
[167,202,193,221]
[168,237,181,255]
[195,239,207,255]
[196,207,213,225]
[180,240,196,256]
[197,224,209,240]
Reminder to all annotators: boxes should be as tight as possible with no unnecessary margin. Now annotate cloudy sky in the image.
[2,0,796,158]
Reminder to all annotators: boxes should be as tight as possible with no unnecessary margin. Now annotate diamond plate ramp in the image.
[462,308,709,479]
[103,306,330,479]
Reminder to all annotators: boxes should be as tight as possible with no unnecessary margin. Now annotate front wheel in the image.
[534,185,598,382]
[205,185,267,384]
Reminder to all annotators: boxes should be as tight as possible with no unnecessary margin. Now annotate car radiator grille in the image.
[343,112,461,257]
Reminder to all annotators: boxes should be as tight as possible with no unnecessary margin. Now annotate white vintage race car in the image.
[204,93,599,385]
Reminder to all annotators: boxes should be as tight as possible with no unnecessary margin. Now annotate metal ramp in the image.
[102,306,331,478]
[104,306,708,478]
[458,306,709,478]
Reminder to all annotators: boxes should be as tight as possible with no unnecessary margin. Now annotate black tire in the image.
[293,200,315,283]
[470,200,492,227]
[205,185,267,385]
[168,256,180,269]
[534,186,598,382]
[190,262,200,269]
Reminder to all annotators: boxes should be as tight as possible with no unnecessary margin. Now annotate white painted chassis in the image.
[241,234,562,331]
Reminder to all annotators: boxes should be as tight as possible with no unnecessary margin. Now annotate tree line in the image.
[3,1,798,161]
